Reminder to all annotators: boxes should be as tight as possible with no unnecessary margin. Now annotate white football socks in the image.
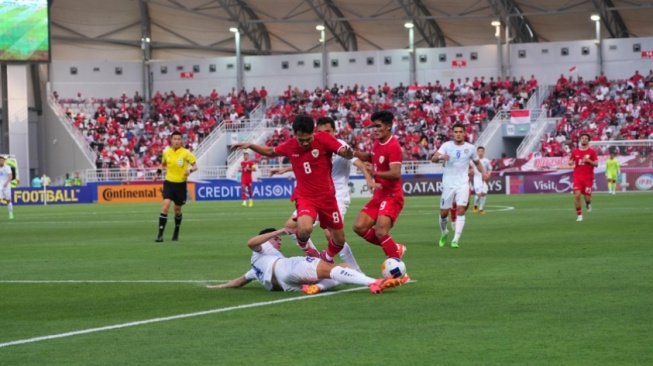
[439,215,448,234]
[479,196,486,210]
[338,243,360,272]
[330,266,375,286]
[453,215,466,242]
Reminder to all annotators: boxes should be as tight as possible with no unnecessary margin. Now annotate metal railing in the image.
[474,110,510,148]
[80,161,450,184]
[516,115,559,158]
[192,118,269,159]
[47,95,97,165]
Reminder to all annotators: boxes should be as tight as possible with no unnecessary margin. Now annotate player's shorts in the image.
[292,197,350,226]
[606,172,618,181]
[440,185,470,210]
[274,256,320,292]
[294,195,344,230]
[162,180,187,206]
[573,176,593,196]
[473,177,488,195]
[241,177,253,186]
[360,193,404,226]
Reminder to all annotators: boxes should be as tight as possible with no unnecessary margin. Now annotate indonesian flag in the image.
[569,66,577,72]
[510,110,530,124]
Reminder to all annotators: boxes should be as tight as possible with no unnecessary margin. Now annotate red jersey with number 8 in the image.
[274,131,345,201]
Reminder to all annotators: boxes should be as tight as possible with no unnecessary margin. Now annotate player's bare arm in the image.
[337,145,354,160]
[431,151,449,163]
[231,142,278,157]
[269,165,292,176]
[375,163,402,180]
[353,159,375,189]
[473,159,488,181]
[206,275,252,289]
[247,228,291,252]
[354,150,372,162]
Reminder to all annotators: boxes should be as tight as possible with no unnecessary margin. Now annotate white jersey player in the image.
[270,117,374,271]
[472,146,492,214]
[206,227,404,294]
[0,156,15,220]
[431,123,487,248]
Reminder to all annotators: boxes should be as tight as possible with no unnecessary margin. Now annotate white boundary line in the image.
[0,280,227,284]
[0,286,367,349]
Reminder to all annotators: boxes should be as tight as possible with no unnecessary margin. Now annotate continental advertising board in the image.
[11,187,93,205]
[97,183,196,204]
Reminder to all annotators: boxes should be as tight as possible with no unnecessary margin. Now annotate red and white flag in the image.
[510,110,530,124]
[569,66,577,73]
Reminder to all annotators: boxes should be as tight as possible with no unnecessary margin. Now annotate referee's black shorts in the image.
[163,180,187,206]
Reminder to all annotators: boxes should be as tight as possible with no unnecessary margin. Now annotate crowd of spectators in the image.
[257,75,539,163]
[539,70,653,158]
[55,86,265,173]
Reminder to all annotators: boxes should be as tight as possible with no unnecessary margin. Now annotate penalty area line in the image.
[0,286,367,349]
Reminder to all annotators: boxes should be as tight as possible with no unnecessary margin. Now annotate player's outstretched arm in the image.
[247,228,291,252]
[231,142,278,157]
[353,159,374,187]
[269,165,292,176]
[337,145,354,160]
[206,275,251,289]
[354,150,372,162]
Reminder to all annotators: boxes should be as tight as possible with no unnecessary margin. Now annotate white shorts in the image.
[0,186,11,201]
[440,185,470,210]
[473,177,488,195]
[274,256,320,292]
[293,198,350,226]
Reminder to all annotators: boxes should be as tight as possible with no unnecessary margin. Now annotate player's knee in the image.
[352,222,367,236]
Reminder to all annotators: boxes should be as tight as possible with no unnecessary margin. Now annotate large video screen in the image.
[0,0,50,62]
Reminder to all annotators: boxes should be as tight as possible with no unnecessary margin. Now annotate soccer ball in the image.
[381,258,407,279]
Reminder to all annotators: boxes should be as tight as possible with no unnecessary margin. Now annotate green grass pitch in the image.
[0,193,651,365]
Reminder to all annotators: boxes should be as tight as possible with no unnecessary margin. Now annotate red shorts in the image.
[573,176,593,196]
[241,178,252,186]
[361,193,404,225]
[294,196,343,230]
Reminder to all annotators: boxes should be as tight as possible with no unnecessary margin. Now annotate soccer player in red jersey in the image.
[240,152,256,207]
[352,111,406,259]
[231,115,354,262]
[568,133,598,221]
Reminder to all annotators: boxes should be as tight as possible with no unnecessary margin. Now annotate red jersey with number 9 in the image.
[274,131,345,201]
[570,147,598,180]
[372,135,404,197]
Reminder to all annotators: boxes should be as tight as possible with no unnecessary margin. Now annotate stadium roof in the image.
[50,0,653,60]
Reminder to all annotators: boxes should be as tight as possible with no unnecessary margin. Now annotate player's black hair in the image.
[452,122,465,131]
[477,146,485,151]
[316,116,336,130]
[258,228,277,235]
[580,133,591,140]
[171,131,183,138]
[292,115,315,134]
[371,110,394,125]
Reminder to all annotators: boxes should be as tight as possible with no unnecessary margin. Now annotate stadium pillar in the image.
[405,22,416,85]
[492,20,504,79]
[316,25,328,88]
[2,65,30,186]
[230,27,243,93]
[504,16,511,78]
[591,14,603,74]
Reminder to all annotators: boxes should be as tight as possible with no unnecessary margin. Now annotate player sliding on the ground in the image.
[206,227,406,294]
